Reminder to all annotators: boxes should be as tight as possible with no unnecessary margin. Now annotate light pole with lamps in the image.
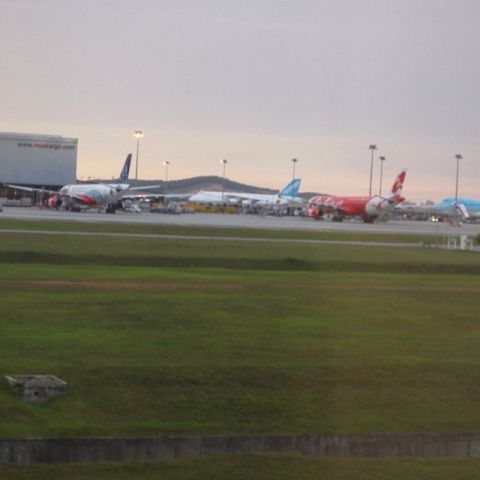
[368,144,377,196]
[220,159,228,207]
[455,154,462,205]
[379,156,386,196]
[291,158,298,181]
[163,161,170,195]
[133,130,143,181]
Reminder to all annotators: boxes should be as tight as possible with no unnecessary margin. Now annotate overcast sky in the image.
[1,0,479,201]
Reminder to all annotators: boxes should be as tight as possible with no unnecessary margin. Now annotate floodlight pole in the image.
[454,154,462,205]
[292,158,298,181]
[133,130,144,181]
[220,159,228,207]
[379,156,386,196]
[369,144,377,196]
[163,161,170,195]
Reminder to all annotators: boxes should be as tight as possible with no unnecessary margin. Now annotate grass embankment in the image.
[2,456,480,480]
[0,223,480,438]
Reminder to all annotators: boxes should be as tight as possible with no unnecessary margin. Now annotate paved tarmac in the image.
[1,206,480,237]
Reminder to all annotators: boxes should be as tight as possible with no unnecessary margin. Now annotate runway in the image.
[2,206,480,237]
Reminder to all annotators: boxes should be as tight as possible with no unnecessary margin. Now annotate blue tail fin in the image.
[119,154,132,182]
[279,177,301,198]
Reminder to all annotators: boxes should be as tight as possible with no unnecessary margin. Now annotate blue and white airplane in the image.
[398,197,480,222]
[188,177,303,206]
[428,197,480,221]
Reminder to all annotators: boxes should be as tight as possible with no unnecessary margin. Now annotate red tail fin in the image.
[389,170,407,197]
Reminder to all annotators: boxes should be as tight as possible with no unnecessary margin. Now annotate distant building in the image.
[0,132,77,188]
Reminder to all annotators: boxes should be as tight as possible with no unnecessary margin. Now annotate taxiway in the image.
[1,206,480,238]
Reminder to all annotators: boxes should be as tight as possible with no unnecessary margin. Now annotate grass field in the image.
[2,219,480,478]
[1,219,480,440]
[2,456,480,480]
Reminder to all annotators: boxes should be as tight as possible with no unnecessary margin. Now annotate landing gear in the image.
[363,216,375,223]
[105,204,117,214]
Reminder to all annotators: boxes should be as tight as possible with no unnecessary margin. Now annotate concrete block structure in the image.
[5,375,67,405]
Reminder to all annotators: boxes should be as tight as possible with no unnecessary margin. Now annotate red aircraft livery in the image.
[308,170,407,223]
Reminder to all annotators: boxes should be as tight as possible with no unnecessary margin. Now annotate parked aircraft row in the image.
[6,154,305,214]
[5,152,479,224]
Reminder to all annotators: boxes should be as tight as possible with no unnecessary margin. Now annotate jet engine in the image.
[365,196,388,216]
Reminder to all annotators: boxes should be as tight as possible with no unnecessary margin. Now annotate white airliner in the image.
[8,154,160,213]
[188,178,303,206]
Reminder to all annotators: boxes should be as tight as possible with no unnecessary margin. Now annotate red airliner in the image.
[308,170,407,223]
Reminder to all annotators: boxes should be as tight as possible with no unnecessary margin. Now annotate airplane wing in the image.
[6,184,58,195]
[6,183,95,208]
[187,191,270,205]
[225,193,305,206]
[122,193,191,202]
[128,185,162,191]
[225,193,275,204]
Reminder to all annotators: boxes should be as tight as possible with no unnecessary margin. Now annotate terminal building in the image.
[0,132,78,189]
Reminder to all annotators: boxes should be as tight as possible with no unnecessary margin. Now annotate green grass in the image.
[2,456,480,480]
[1,222,480,438]
[0,228,479,273]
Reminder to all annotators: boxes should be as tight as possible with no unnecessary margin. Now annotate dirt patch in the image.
[6,408,35,423]
[289,283,480,294]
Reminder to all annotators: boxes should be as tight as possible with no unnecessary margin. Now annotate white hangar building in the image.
[0,132,78,188]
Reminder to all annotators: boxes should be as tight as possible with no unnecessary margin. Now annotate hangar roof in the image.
[0,132,77,144]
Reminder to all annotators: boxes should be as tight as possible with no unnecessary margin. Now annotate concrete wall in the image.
[1,433,480,464]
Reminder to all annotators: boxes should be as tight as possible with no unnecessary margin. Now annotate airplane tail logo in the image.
[279,177,301,198]
[119,154,132,182]
[388,169,407,197]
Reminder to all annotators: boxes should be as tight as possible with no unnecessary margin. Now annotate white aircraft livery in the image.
[8,154,160,213]
[188,177,303,206]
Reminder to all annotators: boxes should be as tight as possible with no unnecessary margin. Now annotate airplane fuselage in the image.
[189,191,300,206]
[59,183,130,208]
[187,178,303,207]
[308,194,399,221]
